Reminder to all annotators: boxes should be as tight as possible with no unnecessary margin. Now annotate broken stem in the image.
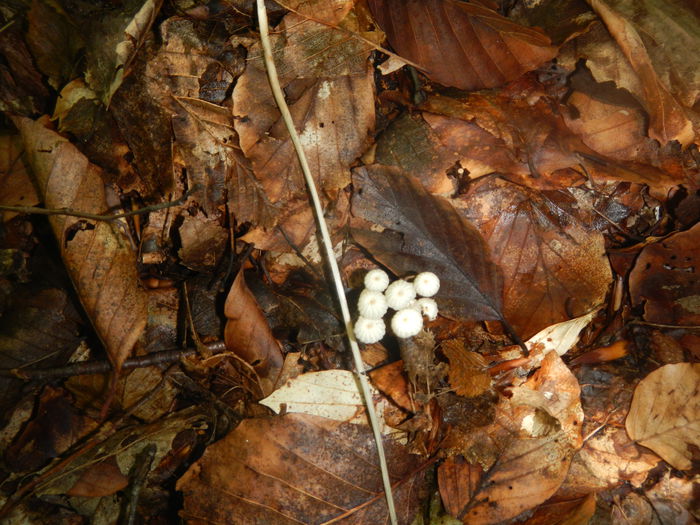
[255,2,397,523]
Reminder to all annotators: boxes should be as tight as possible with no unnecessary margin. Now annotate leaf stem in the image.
[254,2,397,523]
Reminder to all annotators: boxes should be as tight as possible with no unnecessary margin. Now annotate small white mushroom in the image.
[353,317,386,344]
[414,297,439,321]
[363,269,390,292]
[413,272,440,297]
[384,279,416,310]
[357,289,388,319]
[391,308,423,338]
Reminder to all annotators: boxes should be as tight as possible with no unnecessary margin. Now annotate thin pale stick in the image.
[255,2,397,523]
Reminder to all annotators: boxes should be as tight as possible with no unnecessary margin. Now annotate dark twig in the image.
[0,187,197,222]
[0,342,226,381]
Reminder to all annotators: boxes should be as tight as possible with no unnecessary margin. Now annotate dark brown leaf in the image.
[224,269,284,395]
[351,165,504,322]
[368,0,557,90]
[176,413,429,524]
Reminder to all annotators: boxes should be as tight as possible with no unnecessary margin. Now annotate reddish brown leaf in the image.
[176,413,429,524]
[368,0,557,90]
[224,269,284,395]
[629,223,700,326]
[0,134,39,220]
[437,456,482,518]
[460,176,612,339]
[442,339,492,397]
[66,457,129,497]
[14,116,149,371]
[351,165,504,322]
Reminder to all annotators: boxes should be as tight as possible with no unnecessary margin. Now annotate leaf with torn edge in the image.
[14,116,148,371]
[224,268,284,396]
[351,165,504,322]
[626,363,700,470]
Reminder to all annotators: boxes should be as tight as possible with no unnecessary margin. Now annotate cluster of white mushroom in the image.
[353,269,440,344]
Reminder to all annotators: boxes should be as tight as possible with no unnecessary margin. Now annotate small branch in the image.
[0,187,196,222]
[0,343,226,381]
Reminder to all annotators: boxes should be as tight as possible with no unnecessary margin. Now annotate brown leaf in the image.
[232,2,376,249]
[224,269,284,396]
[625,363,700,470]
[629,223,700,326]
[368,0,557,90]
[448,352,583,523]
[459,176,611,339]
[583,0,695,145]
[66,457,129,497]
[437,456,482,518]
[176,413,428,524]
[351,165,504,322]
[0,134,39,220]
[15,116,149,371]
[442,339,492,398]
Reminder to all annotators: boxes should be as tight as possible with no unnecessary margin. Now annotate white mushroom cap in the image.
[353,317,386,344]
[391,308,423,338]
[364,269,390,292]
[357,289,388,319]
[414,298,439,321]
[384,279,416,310]
[413,272,440,297]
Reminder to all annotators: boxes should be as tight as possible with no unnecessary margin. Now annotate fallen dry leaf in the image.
[625,362,700,470]
[440,352,583,523]
[0,133,38,220]
[629,223,700,326]
[14,116,148,370]
[177,413,428,524]
[368,0,557,90]
[442,339,492,398]
[224,268,284,396]
[459,176,611,339]
[351,165,505,323]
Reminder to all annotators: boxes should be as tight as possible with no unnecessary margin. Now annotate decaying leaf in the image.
[625,363,700,470]
[177,413,428,524]
[459,176,611,339]
[233,0,376,249]
[629,223,700,326]
[351,165,504,323]
[0,134,38,220]
[441,339,492,398]
[368,0,557,90]
[14,116,148,371]
[224,268,284,396]
[440,352,583,523]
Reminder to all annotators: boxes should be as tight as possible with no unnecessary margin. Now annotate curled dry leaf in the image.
[14,116,148,371]
[459,176,611,340]
[586,0,695,146]
[629,223,700,326]
[351,165,504,323]
[367,0,557,90]
[625,363,700,470]
[177,413,428,524]
[441,339,492,398]
[224,268,283,396]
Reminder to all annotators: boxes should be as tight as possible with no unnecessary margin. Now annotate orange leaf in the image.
[224,268,283,395]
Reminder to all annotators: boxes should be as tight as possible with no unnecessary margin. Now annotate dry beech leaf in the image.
[14,116,148,371]
[232,0,376,248]
[625,363,700,470]
[224,268,284,396]
[587,0,695,146]
[458,176,611,340]
[351,165,504,323]
[367,0,557,90]
[441,340,492,398]
[437,456,482,518]
[524,311,597,367]
[0,133,39,221]
[441,352,583,523]
[177,413,428,524]
[629,223,700,326]
[260,370,396,435]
